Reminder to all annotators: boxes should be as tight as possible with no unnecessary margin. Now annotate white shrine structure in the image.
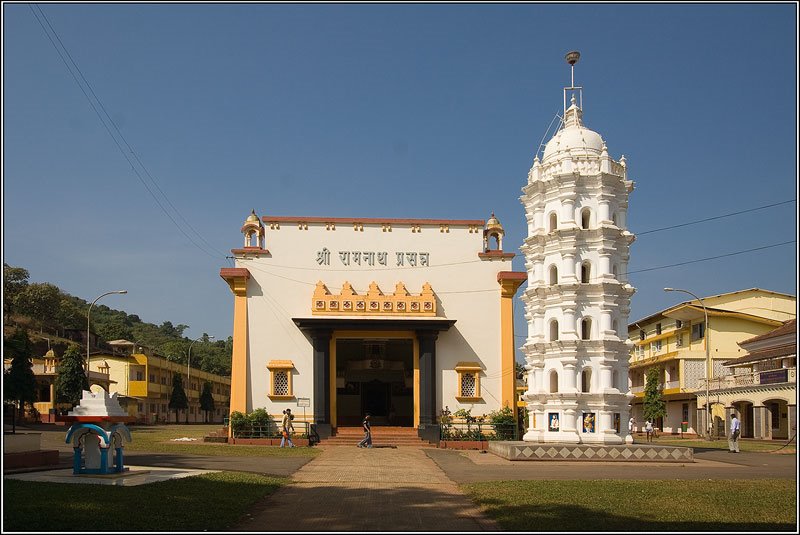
[520,51,636,444]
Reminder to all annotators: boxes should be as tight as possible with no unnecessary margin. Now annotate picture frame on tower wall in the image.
[583,412,596,433]
[548,412,560,432]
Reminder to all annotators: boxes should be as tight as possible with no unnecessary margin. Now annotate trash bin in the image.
[681,421,688,432]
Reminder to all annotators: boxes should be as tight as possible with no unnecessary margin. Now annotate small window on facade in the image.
[549,370,559,393]
[691,322,705,341]
[656,323,662,335]
[149,373,156,383]
[267,360,294,399]
[136,371,144,381]
[581,209,590,230]
[455,362,482,401]
[675,320,683,329]
[676,335,683,348]
[550,320,560,341]
[639,329,646,341]
[273,371,289,396]
[581,262,591,284]
[581,368,592,392]
[549,265,559,286]
[581,318,592,340]
[549,212,558,232]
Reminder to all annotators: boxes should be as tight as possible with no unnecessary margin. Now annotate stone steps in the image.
[319,426,432,447]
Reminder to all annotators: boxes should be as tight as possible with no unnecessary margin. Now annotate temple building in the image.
[519,53,636,444]
[220,211,525,440]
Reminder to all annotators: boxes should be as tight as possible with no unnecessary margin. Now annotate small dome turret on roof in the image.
[486,212,503,230]
[245,209,259,224]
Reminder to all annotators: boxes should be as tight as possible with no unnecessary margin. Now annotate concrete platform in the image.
[3,465,219,486]
[488,441,694,462]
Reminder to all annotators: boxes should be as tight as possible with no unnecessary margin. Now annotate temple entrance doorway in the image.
[335,338,414,427]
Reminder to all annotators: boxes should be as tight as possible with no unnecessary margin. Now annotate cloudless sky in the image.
[3,3,797,360]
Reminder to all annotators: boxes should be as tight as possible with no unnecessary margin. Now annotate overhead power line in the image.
[625,240,795,275]
[29,5,227,261]
[634,199,796,236]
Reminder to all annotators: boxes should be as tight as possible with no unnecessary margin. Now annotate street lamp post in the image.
[87,290,127,376]
[187,335,215,423]
[664,287,711,439]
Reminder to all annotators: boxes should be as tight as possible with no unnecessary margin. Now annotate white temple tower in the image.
[520,52,636,444]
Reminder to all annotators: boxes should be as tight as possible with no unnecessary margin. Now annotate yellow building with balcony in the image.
[88,340,231,424]
[705,319,796,441]
[627,288,795,435]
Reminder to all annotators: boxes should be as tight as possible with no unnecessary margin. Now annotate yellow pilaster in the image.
[498,272,526,416]
[220,268,251,437]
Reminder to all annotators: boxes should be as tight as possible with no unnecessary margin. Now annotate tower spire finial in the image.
[563,50,583,120]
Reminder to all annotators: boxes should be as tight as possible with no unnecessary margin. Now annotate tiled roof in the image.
[724,343,797,366]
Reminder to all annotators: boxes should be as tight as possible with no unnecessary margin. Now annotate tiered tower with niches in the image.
[520,52,636,444]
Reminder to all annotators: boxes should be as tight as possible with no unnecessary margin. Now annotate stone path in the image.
[232,446,499,532]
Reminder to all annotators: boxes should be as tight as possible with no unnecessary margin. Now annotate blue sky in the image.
[3,4,797,357]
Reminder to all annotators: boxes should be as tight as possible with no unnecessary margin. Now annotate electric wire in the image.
[624,241,795,275]
[635,199,796,236]
[29,5,227,261]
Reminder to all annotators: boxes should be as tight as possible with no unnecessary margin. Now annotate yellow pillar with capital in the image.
[220,268,251,437]
[498,272,527,417]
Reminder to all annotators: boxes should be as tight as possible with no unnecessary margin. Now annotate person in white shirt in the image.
[645,420,654,442]
[628,417,635,434]
[729,412,741,453]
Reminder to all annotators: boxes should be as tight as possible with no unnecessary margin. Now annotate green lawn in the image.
[463,479,796,531]
[125,424,320,457]
[3,471,286,531]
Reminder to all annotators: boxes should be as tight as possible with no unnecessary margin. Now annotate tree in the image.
[54,345,89,407]
[643,367,667,428]
[200,381,215,423]
[15,283,62,332]
[168,372,188,424]
[3,328,37,429]
[3,264,30,322]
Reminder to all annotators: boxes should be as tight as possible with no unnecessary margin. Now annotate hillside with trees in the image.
[3,263,232,376]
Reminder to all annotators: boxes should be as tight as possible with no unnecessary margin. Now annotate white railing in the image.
[700,367,796,391]
[663,380,680,390]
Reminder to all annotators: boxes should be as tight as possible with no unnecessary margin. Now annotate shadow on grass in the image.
[474,500,795,532]
[3,472,286,532]
[4,478,490,532]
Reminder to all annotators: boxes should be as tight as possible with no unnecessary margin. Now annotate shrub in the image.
[487,404,517,440]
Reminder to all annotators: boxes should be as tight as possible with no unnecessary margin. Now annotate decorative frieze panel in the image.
[312,281,436,316]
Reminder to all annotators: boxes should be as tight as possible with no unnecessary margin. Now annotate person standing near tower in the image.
[729,412,741,453]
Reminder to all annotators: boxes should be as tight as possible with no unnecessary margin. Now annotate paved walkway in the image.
[231,446,499,532]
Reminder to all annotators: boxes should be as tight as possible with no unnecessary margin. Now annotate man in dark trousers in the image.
[357,413,372,448]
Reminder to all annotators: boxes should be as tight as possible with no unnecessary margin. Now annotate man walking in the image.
[357,413,372,448]
[729,412,741,453]
[280,408,295,448]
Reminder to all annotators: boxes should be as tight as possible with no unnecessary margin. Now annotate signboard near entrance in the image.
[759,369,788,385]
[297,398,311,407]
